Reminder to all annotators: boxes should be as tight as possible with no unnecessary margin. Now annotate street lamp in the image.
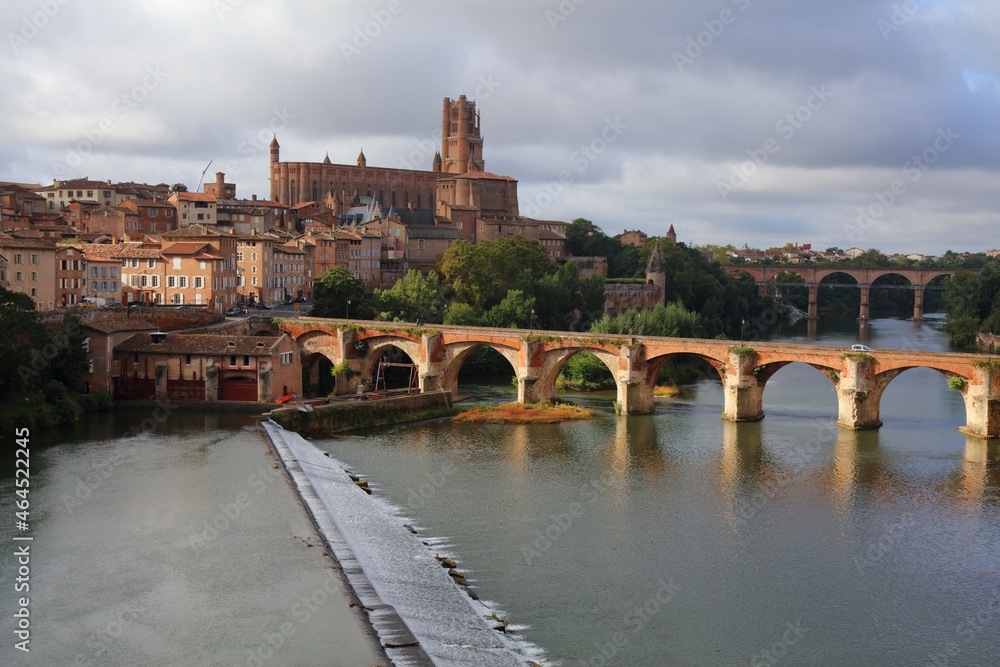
[530,308,535,332]
[346,298,351,325]
[740,318,745,343]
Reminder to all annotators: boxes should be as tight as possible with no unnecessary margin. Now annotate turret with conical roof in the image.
[357,148,366,167]
[645,244,666,303]
[269,135,280,163]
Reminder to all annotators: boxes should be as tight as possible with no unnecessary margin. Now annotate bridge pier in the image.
[806,283,819,320]
[721,352,764,423]
[417,332,445,393]
[959,364,1000,439]
[835,355,882,431]
[858,285,871,321]
[617,380,654,415]
[912,284,925,322]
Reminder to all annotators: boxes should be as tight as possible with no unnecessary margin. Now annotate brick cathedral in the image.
[269,95,519,222]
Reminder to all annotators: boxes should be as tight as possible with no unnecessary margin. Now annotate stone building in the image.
[114,331,301,402]
[603,245,665,315]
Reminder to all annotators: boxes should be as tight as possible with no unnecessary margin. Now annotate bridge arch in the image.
[357,335,422,388]
[440,341,520,396]
[532,345,620,407]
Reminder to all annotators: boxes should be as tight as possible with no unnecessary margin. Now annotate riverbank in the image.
[261,420,536,666]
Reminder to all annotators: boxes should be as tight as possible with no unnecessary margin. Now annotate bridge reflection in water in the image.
[283,319,1000,439]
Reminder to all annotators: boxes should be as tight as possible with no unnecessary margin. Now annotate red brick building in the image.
[114,331,301,402]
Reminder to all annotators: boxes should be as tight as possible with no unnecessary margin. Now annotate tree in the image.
[312,267,368,319]
[482,290,536,329]
[0,286,47,401]
[170,183,188,192]
[443,301,482,326]
[47,312,88,393]
[372,270,446,323]
[590,301,707,339]
[439,237,552,311]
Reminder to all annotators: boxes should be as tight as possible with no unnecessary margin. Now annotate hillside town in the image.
[7,95,991,318]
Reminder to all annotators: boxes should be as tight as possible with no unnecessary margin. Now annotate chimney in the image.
[252,194,257,201]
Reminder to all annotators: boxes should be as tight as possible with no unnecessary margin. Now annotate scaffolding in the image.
[372,359,419,395]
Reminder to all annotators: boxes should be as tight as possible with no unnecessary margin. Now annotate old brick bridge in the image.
[720,265,962,321]
[278,318,1000,439]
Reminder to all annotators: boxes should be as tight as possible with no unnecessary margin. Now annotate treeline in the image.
[312,219,772,339]
[1,286,110,434]
[943,260,1000,348]
[310,220,785,388]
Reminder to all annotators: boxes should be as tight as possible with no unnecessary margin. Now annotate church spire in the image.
[357,148,367,167]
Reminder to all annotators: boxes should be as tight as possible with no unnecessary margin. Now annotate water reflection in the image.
[957,436,1000,501]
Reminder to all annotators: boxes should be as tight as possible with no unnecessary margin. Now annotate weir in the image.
[261,420,532,667]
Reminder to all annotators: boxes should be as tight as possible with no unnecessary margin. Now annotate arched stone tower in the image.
[440,95,484,174]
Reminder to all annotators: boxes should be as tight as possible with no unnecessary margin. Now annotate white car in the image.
[851,344,873,352]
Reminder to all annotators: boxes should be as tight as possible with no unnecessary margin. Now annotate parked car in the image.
[850,344,873,352]
[226,306,248,316]
[252,302,272,310]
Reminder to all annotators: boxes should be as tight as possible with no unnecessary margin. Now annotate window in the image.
[148,209,158,217]
[194,277,204,289]
[168,276,176,288]
[173,257,181,269]
[229,355,237,367]
[178,276,188,288]
[280,351,293,365]
[199,261,206,270]
[197,213,204,221]
[185,354,192,365]
[236,252,244,261]
[90,267,99,278]
[139,275,148,287]
[14,254,22,264]
[151,276,159,288]
[147,259,156,269]
[30,272,37,281]
[82,338,90,353]
[251,277,257,286]
[243,355,250,366]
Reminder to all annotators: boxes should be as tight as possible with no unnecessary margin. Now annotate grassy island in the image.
[453,402,592,424]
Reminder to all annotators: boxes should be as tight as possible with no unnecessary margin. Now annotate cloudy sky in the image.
[2,0,998,255]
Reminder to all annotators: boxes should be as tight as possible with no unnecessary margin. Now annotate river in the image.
[2,317,998,666]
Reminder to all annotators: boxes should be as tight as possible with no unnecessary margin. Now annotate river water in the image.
[2,317,998,666]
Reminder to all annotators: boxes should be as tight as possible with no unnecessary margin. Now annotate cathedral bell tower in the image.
[440,95,484,174]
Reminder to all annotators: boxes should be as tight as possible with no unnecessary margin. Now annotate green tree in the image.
[590,301,707,338]
[439,237,552,311]
[0,286,47,401]
[565,218,641,278]
[483,290,536,328]
[443,301,482,326]
[312,267,368,319]
[170,183,188,192]
[372,270,446,323]
[48,312,88,393]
